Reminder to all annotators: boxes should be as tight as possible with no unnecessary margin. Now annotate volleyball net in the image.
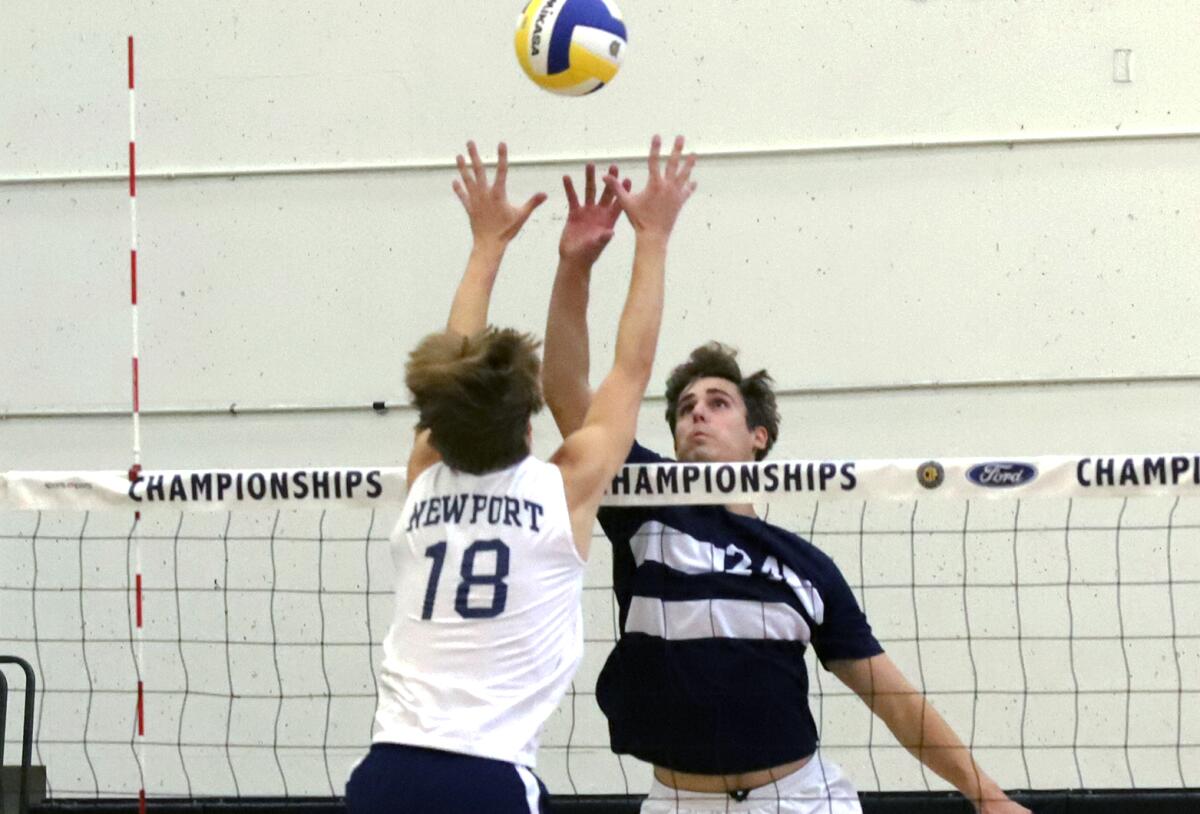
[2,454,1199,806]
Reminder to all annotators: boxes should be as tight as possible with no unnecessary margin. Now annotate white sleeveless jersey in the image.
[373,455,584,767]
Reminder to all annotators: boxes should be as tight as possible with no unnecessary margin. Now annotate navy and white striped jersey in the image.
[595,443,883,775]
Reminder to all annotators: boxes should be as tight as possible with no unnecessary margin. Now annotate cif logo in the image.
[917,461,944,489]
[967,462,1038,488]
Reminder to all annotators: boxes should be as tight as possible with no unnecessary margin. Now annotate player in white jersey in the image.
[345,136,697,813]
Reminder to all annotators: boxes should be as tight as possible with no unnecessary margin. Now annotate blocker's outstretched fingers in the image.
[677,153,697,186]
[467,140,487,186]
[598,165,620,207]
[605,135,697,237]
[516,192,549,230]
[665,135,685,180]
[453,139,545,246]
[456,153,474,190]
[618,178,631,216]
[494,142,509,191]
[563,175,580,211]
[647,134,663,180]
[603,172,634,210]
[452,180,469,207]
[584,163,597,205]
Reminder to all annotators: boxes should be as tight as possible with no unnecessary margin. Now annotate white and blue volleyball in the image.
[514,0,627,96]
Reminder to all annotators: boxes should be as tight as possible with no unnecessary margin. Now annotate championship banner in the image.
[603,454,1200,506]
[3,454,1200,512]
[0,467,409,512]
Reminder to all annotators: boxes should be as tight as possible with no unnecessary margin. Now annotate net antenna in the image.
[126,34,148,814]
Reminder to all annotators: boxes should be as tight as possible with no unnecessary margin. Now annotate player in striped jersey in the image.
[346,136,696,813]
[543,264,1031,811]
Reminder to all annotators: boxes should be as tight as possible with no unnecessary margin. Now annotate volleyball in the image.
[514,0,627,96]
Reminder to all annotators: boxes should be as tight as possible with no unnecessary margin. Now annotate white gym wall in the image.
[2,2,1197,467]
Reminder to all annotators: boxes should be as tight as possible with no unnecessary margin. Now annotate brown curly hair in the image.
[406,328,543,474]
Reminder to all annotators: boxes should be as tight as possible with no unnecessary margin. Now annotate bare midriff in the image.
[652,754,812,794]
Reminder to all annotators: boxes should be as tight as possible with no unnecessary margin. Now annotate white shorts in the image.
[639,753,861,814]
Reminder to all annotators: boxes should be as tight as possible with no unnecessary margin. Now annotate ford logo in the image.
[966,462,1038,488]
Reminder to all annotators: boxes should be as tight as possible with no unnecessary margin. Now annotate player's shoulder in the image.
[753,515,846,577]
[622,441,670,465]
[517,454,568,489]
[405,458,444,494]
[417,455,560,493]
[594,441,670,512]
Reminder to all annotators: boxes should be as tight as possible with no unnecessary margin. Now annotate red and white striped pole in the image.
[127,34,147,814]
[128,35,142,471]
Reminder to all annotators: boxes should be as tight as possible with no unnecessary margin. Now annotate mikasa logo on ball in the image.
[528,0,562,56]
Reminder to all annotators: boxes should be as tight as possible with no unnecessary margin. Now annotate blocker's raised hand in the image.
[452,141,547,248]
[604,135,697,240]
[559,162,631,267]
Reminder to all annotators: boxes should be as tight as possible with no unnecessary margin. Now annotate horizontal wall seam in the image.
[3,128,1199,187]
[3,372,1197,420]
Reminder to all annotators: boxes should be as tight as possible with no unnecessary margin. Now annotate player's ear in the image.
[751,426,768,454]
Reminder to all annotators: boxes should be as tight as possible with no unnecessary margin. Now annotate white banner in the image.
[0,467,408,512]
[2,455,1200,511]
[604,454,1200,506]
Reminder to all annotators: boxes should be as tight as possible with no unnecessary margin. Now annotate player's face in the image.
[672,377,767,463]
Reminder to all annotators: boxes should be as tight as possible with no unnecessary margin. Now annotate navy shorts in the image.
[345,742,552,814]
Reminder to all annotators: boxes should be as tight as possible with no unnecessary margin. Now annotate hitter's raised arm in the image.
[408,140,545,488]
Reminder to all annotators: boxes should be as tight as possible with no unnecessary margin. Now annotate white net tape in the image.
[3,454,1199,512]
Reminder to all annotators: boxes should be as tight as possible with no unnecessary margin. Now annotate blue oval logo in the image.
[966,462,1038,488]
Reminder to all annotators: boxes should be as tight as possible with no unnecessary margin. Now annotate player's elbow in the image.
[547,399,587,438]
